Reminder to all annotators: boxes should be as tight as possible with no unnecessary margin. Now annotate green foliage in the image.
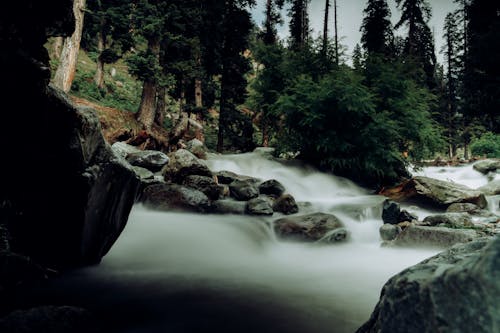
[126,48,162,83]
[470,132,500,158]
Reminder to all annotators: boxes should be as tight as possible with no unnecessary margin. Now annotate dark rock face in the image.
[357,237,500,333]
[182,175,220,201]
[214,170,260,185]
[258,179,285,197]
[0,0,139,269]
[273,194,299,215]
[142,183,211,213]
[126,150,169,172]
[162,149,212,183]
[0,306,100,333]
[229,180,259,201]
[274,212,348,243]
[246,196,274,216]
[382,200,400,224]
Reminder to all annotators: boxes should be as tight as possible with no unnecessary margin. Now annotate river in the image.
[14,152,498,332]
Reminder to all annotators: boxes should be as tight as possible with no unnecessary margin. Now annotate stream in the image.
[14,152,499,333]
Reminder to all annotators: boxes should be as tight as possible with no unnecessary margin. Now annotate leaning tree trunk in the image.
[52,0,86,92]
[52,37,63,60]
[93,28,105,89]
[136,38,161,131]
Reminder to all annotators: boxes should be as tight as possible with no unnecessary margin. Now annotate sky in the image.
[251,0,459,65]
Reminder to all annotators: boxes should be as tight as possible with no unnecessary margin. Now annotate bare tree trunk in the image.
[193,77,204,141]
[52,0,86,92]
[262,123,269,147]
[195,78,203,108]
[53,37,63,60]
[333,0,338,65]
[136,38,160,131]
[94,29,105,89]
[322,0,330,56]
[155,86,167,127]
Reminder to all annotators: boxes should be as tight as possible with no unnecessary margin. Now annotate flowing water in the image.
[15,153,499,333]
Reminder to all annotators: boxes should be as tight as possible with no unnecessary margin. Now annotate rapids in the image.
[13,152,498,333]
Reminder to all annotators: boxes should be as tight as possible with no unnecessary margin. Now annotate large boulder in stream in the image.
[473,159,500,175]
[182,175,220,200]
[229,180,259,201]
[142,183,211,213]
[0,2,140,269]
[274,212,349,243]
[357,237,500,333]
[126,150,169,172]
[382,176,487,209]
[111,141,141,158]
[258,179,285,197]
[246,196,274,215]
[273,194,299,215]
[214,170,260,185]
[212,200,247,215]
[389,225,479,248]
[186,138,208,159]
[422,212,474,228]
[162,149,212,183]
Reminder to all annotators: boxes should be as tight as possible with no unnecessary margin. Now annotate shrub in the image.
[471,132,500,158]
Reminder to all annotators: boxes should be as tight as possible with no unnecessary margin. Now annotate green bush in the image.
[471,132,500,158]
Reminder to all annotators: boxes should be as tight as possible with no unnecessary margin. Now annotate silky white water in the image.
[23,153,497,332]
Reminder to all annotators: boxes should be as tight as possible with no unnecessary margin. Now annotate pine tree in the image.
[288,0,310,50]
[395,0,437,88]
[361,0,394,57]
[352,43,364,71]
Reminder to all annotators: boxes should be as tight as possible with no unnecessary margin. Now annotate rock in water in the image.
[384,176,487,209]
[126,150,169,172]
[274,212,348,243]
[382,200,400,224]
[111,141,141,158]
[379,224,401,241]
[142,183,211,213]
[390,225,478,248]
[473,159,500,174]
[229,180,259,201]
[478,180,500,196]
[246,196,274,215]
[182,175,220,201]
[212,200,247,215]
[186,139,208,159]
[162,149,212,183]
[258,179,285,197]
[423,213,474,228]
[273,194,299,215]
[357,237,500,333]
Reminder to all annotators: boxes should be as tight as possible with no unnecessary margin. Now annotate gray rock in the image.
[212,200,247,215]
[142,183,211,213]
[273,194,299,215]
[398,209,418,222]
[131,166,154,180]
[357,237,500,333]
[406,176,487,208]
[258,179,286,197]
[182,175,220,200]
[111,141,141,159]
[390,225,478,248]
[379,224,402,241]
[446,202,495,217]
[162,149,212,183]
[274,212,348,243]
[246,196,274,215]
[423,213,474,228]
[126,150,169,172]
[229,180,259,201]
[214,170,260,185]
[186,139,208,159]
[478,179,500,196]
[382,200,400,224]
[473,159,500,174]
[0,306,99,333]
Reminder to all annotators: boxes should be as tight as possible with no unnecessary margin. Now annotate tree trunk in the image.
[333,0,338,65]
[136,38,160,131]
[53,37,63,60]
[52,0,86,92]
[94,28,105,89]
[155,86,167,128]
[195,78,203,108]
[464,141,469,160]
[262,123,269,147]
[322,0,330,56]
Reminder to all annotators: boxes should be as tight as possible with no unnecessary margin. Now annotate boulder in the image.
[390,225,478,248]
[111,141,141,159]
[246,196,274,216]
[383,176,487,209]
[446,202,495,217]
[212,200,247,215]
[186,139,208,159]
[126,150,169,172]
[381,200,400,224]
[162,149,212,183]
[258,179,285,197]
[182,175,220,200]
[131,166,154,180]
[473,159,500,174]
[142,183,211,213]
[0,252,47,289]
[478,179,500,196]
[0,306,99,333]
[398,209,418,222]
[273,194,299,215]
[229,180,259,201]
[274,212,348,243]
[379,224,401,241]
[423,213,474,228]
[357,237,500,333]
[214,170,260,185]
